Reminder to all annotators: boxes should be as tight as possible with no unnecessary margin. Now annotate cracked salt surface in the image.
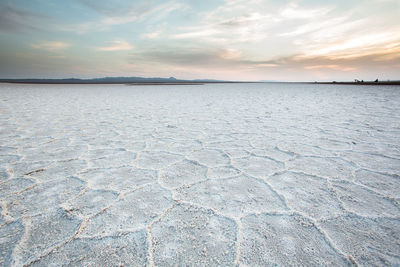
[0,82,399,266]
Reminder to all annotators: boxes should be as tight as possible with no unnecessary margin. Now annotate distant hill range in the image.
[0,76,237,84]
[1,76,399,85]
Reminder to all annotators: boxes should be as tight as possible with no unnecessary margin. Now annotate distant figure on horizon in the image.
[375,79,379,83]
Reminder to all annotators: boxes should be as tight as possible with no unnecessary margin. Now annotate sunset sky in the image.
[0,0,399,81]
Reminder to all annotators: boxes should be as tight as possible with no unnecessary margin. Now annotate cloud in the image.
[220,48,242,59]
[141,30,162,39]
[304,65,356,71]
[2,0,400,81]
[31,41,71,51]
[167,1,334,46]
[279,3,331,19]
[62,1,183,34]
[128,38,400,81]
[279,16,349,37]
[97,41,133,51]
[130,46,283,68]
[300,30,400,60]
[287,48,400,75]
[0,4,47,33]
[170,12,275,43]
[77,0,144,17]
[164,0,400,64]
[171,28,220,40]
[131,47,222,66]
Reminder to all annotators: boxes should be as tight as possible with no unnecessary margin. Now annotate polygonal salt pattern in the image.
[331,180,400,217]
[159,159,208,188]
[313,138,353,151]
[0,220,24,266]
[232,155,284,178]
[343,152,400,175]
[125,141,146,152]
[14,208,81,265]
[268,172,344,219]
[136,151,184,170]
[0,178,35,199]
[251,147,295,162]
[320,214,400,265]
[10,160,54,178]
[223,148,251,159]
[1,83,400,265]
[151,204,237,266]
[168,140,203,155]
[25,159,87,182]
[81,183,172,237]
[240,214,350,266]
[352,141,400,159]
[31,231,149,266]
[354,169,400,198]
[208,139,252,150]
[87,148,126,160]
[207,165,241,179]
[88,150,137,168]
[63,189,119,217]
[175,175,287,217]
[37,139,71,152]
[277,142,336,157]
[80,167,156,192]
[21,144,88,162]
[286,156,356,180]
[146,138,174,151]
[187,149,230,167]
[4,177,86,218]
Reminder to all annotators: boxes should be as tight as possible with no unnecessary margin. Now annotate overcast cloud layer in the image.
[0,0,399,81]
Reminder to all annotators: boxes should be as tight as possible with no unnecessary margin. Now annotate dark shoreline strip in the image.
[0,81,399,85]
[309,82,400,86]
[125,83,204,86]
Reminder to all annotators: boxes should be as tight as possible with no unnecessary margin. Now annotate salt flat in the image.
[0,82,399,266]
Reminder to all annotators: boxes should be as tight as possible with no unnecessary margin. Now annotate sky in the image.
[0,0,399,81]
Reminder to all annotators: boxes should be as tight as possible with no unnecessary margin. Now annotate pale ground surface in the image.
[0,83,399,266]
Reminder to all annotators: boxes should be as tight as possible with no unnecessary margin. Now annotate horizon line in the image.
[1,76,399,84]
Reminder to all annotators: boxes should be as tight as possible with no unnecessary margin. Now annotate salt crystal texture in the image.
[0,82,399,266]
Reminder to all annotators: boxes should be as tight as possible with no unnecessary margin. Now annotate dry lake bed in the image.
[0,82,399,266]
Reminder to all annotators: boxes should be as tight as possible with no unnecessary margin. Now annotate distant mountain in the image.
[0,76,234,84]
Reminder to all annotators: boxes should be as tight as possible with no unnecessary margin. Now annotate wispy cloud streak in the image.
[97,41,133,51]
[31,41,71,51]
